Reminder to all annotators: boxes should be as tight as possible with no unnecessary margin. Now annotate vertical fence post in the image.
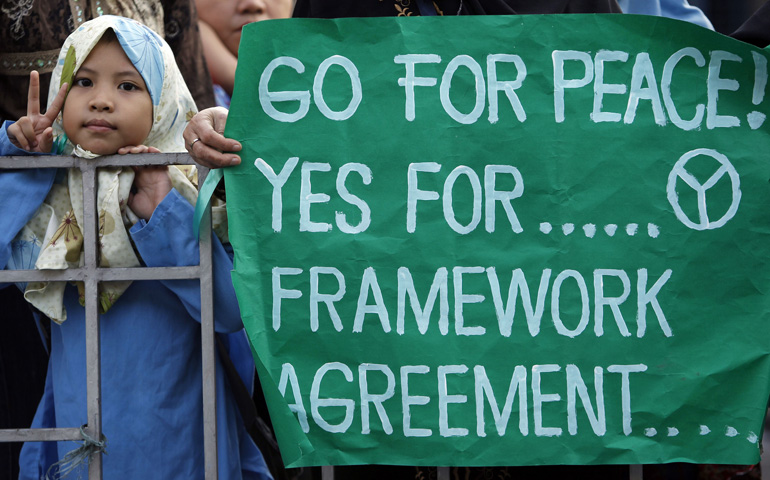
[321,465,335,480]
[198,168,218,480]
[81,164,103,480]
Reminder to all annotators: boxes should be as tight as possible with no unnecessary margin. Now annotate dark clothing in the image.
[293,0,621,18]
[0,289,48,480]
[0,0,215,124]
[730,1,770,48]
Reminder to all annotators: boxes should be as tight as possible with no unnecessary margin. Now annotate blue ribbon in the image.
[193,168,224,239]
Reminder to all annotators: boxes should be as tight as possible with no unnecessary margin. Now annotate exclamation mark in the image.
[748,51,767,130]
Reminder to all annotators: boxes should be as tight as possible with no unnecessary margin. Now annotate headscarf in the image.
[9,15,226,323]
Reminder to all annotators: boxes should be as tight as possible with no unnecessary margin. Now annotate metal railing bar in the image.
[94,266,202,281]
[81,165,103,480]
[0,428,83,442]
[0,266,203,283]
[437,467,449,480]
[199,197,218,480]
[321,465,335,480]
[0,270,88,282]
[630,464,643,480]
[0,152,193,169]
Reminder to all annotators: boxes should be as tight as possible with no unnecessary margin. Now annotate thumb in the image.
[39,127,54,153]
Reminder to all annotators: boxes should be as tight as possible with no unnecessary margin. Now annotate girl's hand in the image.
[128,165,172,220]
[7,71,67,153]
[117,145,161,155]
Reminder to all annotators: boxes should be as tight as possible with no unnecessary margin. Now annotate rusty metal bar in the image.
[0,266,201,283]
[0,152,192,169]
[199,189,218,480]
[0,428,82,442]
[321,466,335,480]
[80,163,103,480]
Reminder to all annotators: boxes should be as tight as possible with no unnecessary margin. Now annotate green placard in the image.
[224,15,770,467]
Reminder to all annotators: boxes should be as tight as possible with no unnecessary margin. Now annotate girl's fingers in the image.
[18,119,38,150]
[7,123,29,150]
[45,82,68,123]
[118,145,160,155]
[27,71,41,118]
[39,127,54,153]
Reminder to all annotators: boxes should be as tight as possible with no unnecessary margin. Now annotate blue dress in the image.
[0,122,272,480]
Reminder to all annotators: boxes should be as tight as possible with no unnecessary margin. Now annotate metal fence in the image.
[0,152,218,480]
[0,153,646,480]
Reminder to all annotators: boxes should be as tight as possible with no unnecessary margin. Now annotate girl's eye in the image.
[119,82,140,91]
[73,78,92,87]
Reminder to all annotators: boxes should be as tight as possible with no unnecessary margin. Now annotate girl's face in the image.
[196,0,293,56]
[61,37,153,155]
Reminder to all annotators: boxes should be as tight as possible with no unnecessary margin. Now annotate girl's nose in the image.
[89,90,114,112]
[237,0,266,15]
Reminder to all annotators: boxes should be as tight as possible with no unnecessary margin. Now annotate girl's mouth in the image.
[84,119,116,131]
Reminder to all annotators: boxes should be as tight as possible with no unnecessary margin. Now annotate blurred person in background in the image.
[196,0,293,107]
[0,0,215,123]
[730,1,770,47]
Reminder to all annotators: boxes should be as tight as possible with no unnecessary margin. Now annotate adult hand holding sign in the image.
[184,106,242,167]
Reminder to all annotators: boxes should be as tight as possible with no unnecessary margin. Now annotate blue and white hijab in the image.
[50,14,196,153]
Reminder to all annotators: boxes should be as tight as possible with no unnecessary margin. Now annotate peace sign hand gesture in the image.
[7,71,68,153]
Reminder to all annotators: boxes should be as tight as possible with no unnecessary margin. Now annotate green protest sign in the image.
[224,15,770,467]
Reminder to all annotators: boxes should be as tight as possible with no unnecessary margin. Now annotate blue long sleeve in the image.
[0,120,56,272]
[130,188,244,332]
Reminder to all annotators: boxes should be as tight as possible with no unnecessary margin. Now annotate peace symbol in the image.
[666,148,741,231]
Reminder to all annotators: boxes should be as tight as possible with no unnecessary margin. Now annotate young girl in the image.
[0,15,271,480]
